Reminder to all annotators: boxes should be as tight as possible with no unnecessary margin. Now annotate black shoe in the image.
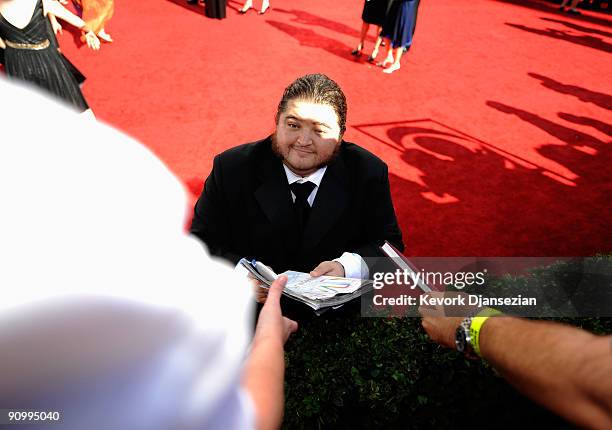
[558,6,565,11]
[239,6,251,13]
[351,49,362,57]
[187,0,198,4]
[567,8,581,14]
[367,55,375,62]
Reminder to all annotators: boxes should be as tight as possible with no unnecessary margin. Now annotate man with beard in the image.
[190,74,403,293]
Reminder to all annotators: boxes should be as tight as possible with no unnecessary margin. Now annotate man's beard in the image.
[271,132,342,171]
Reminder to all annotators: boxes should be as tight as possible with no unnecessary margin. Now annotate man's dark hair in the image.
[275,74,347,137]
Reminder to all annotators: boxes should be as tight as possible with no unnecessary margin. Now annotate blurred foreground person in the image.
[0,78,297,430]
[419,294,612,429]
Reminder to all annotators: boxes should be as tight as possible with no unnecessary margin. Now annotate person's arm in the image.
[421,313,612,429]
[480,318,612,429]
[190,155,242,265]
[43,0,100,50]
[0,37,5,50]
[242,276,298,430]
[48,12,62,36]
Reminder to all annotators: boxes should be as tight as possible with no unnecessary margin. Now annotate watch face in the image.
[455,327,466,352]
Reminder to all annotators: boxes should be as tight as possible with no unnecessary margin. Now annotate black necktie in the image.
[290,181,316,234]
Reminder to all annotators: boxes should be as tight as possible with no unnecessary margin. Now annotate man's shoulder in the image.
[215,137,272,167]
[340,141,387,173]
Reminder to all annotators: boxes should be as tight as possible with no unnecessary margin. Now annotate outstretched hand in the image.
[418,291,469,349]
[254,275,298,345]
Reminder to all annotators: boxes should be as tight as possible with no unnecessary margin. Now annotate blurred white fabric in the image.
[0,78,255,430]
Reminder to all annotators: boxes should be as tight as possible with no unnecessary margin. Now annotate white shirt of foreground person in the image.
[0,78,255,430]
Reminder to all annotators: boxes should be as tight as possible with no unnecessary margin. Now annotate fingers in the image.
[310,261,327,277]
[263,275,287,307]
[282,317,298,343]
[284,317,298,335]
[310,261,340,277]
[86,33,100,51]
[247,273,261,286]
[418,304,440,317]
[254,286,268,304]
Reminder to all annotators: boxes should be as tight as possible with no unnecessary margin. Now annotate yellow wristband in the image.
[469,308,503,357]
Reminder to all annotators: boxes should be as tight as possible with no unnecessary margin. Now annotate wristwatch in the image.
[455,317,477,358]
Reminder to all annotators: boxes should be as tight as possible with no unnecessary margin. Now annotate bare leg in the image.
[379,39,394,67]
[368,27,383,61]
[240,0,253,13]
[352,22,369,55]
[383,47,403,74]
[260,0,270,14]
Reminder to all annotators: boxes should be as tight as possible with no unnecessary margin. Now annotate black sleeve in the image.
[189,155,241,265]
[353,163,405,264]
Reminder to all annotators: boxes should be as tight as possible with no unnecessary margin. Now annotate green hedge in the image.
[282,258,612,429]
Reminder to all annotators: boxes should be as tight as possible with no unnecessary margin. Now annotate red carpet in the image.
[54,0,611,257]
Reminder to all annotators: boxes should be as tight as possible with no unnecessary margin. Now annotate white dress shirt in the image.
[283,164,369,279]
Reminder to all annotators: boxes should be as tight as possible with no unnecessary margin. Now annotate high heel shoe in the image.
[239,6,252,14]
[259,5,270,14]
[351,44,363,57]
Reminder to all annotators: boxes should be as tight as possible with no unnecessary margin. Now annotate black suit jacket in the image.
[190,137,404,274]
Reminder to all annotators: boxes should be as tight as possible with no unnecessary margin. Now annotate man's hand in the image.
[310,261,345,277]
[254,275,298,345]
[418,291,467,349]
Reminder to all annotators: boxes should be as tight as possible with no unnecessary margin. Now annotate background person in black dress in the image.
[205,0,226,19]
[0,0,99,114]
[352,0,389,62]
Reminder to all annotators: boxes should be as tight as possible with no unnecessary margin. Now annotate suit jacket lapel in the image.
[254,142,296,237]
[302,152,349,253]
